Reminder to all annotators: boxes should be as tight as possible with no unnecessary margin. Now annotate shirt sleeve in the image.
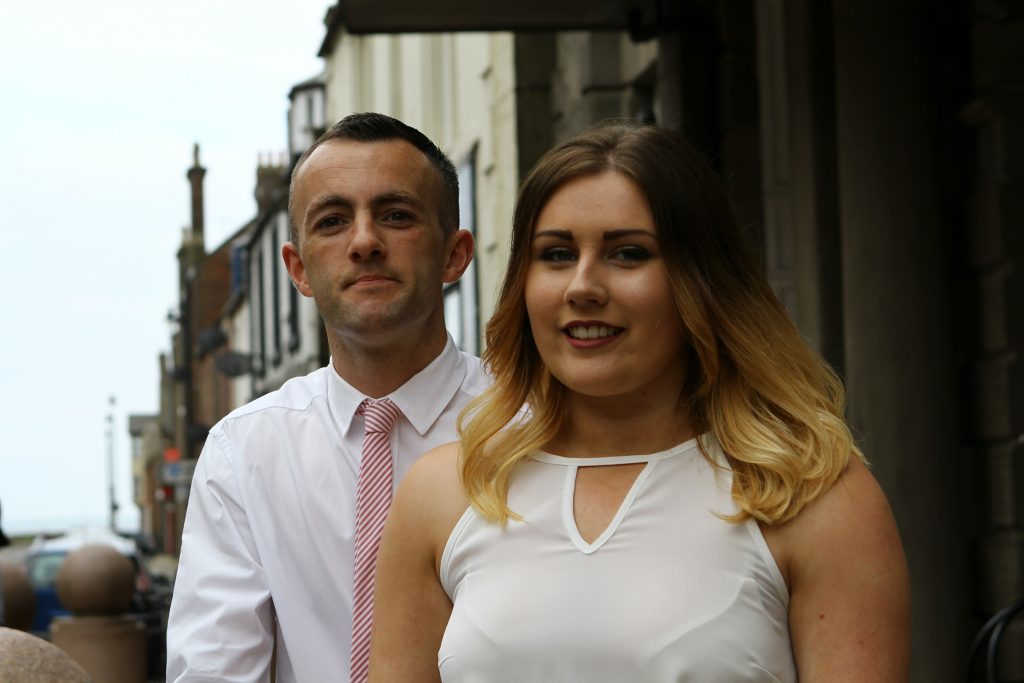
[166,428,275,683]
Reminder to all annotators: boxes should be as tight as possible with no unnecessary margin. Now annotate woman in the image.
[369,121,910,681]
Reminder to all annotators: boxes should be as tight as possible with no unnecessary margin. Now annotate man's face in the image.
[285,138,455,348]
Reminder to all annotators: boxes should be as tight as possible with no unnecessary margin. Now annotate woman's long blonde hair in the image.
[460,121,862,526]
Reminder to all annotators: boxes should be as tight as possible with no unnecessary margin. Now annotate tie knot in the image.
[358,398,400,434]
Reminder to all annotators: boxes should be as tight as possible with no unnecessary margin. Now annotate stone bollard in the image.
[0,627,93,682]
[48,544,146,683]
[0,560,37,631]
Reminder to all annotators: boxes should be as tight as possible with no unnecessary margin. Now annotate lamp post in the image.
[106,394,119,530]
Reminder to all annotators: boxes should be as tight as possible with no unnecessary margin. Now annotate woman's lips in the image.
[562,323,623,347]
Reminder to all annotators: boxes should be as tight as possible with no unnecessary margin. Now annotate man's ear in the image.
[282,242,314,297]
[441,229,475,285]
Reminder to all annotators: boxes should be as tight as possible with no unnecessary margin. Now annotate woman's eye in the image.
[538,247,576,263]
[613,246,651,263]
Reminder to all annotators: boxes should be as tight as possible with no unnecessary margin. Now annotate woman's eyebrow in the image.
[532,227,655,243]
[533,229,573,241]
[603,228,654,240]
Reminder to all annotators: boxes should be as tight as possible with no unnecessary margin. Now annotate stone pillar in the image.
[0,627,93,683]
[754,0,843,371]
[832,1,969,680]
[0,561,37,631]
[48,545,146,683]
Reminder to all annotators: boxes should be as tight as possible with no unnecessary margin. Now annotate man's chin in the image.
[331,309,421,339]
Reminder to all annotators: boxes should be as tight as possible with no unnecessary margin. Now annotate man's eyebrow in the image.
[305,194,351,221]
[303,191,428,223]
[373,191,427,211]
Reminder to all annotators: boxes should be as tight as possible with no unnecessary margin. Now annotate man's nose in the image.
[347,214,386,261]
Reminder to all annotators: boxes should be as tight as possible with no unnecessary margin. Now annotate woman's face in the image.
[524,170,688,404]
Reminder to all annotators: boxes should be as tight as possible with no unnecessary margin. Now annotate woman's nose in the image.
[564,258,608,306]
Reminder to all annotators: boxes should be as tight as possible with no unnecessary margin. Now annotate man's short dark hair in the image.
[288,112,459,243]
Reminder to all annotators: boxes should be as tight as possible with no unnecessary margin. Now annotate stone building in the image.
[315,0,1024,679]
[136,0,1024,675]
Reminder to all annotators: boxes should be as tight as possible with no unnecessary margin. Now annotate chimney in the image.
[187,143,206,247]
[255,151,288,215]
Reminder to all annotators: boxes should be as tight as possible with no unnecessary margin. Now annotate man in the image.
[166,113,488,682]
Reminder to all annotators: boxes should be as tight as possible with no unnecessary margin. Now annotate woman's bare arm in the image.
[765,458,911,682]
[368,442,468,682]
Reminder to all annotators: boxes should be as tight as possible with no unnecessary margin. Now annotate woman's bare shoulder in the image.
[391,442,470,554]
[786,457,897,550]
[402,442,465,500]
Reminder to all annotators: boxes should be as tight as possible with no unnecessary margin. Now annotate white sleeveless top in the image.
[438,437,796,682]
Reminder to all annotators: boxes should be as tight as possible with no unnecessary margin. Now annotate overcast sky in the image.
[0,0,332,536]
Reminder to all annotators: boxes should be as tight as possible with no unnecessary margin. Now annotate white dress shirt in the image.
[166,336,489,683]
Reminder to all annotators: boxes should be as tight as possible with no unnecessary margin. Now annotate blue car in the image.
[24,548,70,632]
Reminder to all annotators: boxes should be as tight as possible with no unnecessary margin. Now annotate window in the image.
[444,149,479,354]
[252,242,266,378]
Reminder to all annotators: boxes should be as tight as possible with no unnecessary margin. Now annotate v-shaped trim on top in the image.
[562,460,657,555]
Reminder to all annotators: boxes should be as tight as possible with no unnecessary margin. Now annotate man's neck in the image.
[328,326,449,398]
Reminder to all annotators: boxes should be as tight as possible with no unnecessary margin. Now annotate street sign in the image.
[159,460,197,486]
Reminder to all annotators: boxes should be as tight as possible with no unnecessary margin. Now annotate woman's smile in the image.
[563,322,624,346]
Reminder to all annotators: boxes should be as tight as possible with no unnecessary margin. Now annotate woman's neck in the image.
[546,391,695,458]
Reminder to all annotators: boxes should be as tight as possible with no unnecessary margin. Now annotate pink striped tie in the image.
[349,397,401,683]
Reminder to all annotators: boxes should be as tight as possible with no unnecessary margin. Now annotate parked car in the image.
[23,527,169,676]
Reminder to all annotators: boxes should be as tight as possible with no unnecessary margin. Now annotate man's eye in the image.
[538,247,575,263]
[383,210,414,223]
[613,246,651,263]
[315,216,343,230]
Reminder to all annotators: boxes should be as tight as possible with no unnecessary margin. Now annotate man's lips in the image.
[346,274,396,288]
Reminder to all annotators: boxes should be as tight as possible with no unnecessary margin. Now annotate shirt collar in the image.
[327,334,467,437]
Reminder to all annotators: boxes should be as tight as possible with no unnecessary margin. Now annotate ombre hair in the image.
[459,120,862,526]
